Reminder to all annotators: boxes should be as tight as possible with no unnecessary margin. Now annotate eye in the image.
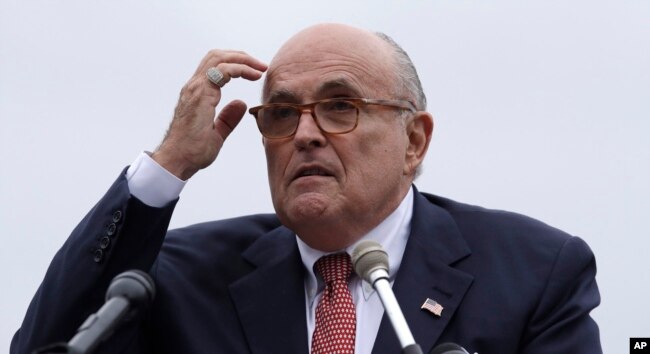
[267,105,297,120]
[321,99,356,113]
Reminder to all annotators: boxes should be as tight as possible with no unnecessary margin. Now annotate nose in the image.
[293,110,327,149]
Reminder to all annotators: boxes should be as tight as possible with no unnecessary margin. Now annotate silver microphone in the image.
[352,240,423,354]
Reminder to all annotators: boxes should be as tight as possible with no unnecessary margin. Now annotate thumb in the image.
[214,99,247,141]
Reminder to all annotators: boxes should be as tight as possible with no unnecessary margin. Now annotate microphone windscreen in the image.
[429,342,469,354]
[351,240,389,283]
[106,270,156,307]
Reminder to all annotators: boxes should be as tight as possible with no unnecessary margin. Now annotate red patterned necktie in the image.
[311,253,356,354]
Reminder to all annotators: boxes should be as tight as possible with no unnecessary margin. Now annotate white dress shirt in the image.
[126,152,414,354]
[125,152,186,207]
[296,187,413,354]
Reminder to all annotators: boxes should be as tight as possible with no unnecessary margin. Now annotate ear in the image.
[403,111,434,177]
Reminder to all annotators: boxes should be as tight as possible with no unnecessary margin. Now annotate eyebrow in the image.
[266,78,363,104]
[267,89,299,104]
[316,78,357,93]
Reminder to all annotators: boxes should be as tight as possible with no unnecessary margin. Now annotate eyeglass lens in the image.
[256,100,359,138]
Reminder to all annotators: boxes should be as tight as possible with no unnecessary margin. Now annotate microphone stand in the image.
[352,241,423,354]
[31,270,155,354]
[369,267,423,354]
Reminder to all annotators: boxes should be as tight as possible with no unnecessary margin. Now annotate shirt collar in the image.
[297,187,414,303]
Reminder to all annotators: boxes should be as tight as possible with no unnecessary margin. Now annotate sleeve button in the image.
[93,249,104,263]
[99,236,111,249]
[112,210,122,223]
[106,223,117,236]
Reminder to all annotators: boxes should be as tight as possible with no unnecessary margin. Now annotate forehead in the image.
[263,27,395,103]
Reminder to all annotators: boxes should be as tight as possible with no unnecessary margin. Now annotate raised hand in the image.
[152,50,267,180]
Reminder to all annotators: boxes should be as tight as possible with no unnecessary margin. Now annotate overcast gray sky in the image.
[1,1,648,352]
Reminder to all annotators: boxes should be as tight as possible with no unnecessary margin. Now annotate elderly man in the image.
[11,24,601,354]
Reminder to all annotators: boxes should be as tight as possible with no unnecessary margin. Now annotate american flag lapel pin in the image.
[421,298,444,317]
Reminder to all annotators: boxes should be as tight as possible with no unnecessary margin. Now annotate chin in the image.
[275,192,334,230]
[287,192,331,219]
[277,193,361,251]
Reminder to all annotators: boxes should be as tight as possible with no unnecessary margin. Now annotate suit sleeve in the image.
[521,236,602,354]
[10,169,177,354]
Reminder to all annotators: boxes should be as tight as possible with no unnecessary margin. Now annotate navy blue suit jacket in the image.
[11,171,602,353]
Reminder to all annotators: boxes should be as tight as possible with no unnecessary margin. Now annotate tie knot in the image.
[315,253,353,283]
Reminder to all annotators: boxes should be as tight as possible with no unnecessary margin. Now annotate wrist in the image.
[151,149,198,181]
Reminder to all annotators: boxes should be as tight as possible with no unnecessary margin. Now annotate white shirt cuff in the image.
[125,152,186,207]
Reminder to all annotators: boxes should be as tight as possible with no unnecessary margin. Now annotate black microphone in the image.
[352,240,423,354]
[429,342,470,354]
[64,270,155,354]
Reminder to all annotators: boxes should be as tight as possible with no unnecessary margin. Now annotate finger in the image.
[214,99,247,140]
[203,62,266,90]
[216,62,266,82]
[196,50,268,76]
[218,50,268,71]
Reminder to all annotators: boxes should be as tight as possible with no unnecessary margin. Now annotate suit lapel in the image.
[229,226,309,354]
[228,190,474,354]
[372,190,474,354]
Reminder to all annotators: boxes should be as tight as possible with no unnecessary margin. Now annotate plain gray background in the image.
[1,1,648,353]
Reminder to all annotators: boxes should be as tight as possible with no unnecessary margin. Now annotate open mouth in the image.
[293,166,334,181]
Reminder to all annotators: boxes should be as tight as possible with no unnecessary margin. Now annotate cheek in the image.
[355,132,406,178]
[359,124,405,156]
[264,144,287,191]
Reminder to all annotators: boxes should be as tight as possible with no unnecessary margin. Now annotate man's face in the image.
[262,25,420,251]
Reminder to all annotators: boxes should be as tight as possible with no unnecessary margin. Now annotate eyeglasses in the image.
[248,98,417,139]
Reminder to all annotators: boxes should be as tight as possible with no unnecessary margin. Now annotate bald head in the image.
[269,23,388,66]
[263,23,425,109]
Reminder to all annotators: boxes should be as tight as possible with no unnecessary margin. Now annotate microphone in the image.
[65,270,156,354]
[430,342,470,354]
[352,240,423,354]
